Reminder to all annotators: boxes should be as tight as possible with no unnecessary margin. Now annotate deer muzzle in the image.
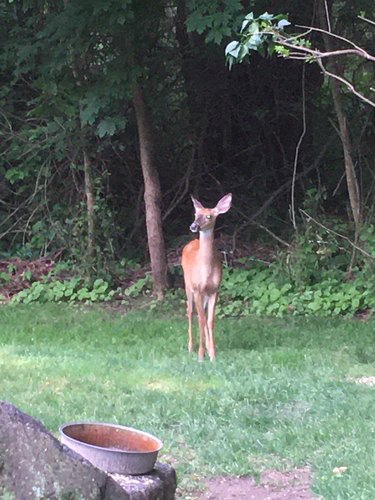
[189,221,200,233]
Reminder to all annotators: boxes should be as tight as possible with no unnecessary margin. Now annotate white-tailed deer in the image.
[181,193,232,361]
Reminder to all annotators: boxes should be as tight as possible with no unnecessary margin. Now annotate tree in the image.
[133,85,168,299]
[225,5,375,269]
[0,0,170,295]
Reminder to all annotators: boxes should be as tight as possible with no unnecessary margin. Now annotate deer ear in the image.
[215,193,232,214]
[191,195,204,211]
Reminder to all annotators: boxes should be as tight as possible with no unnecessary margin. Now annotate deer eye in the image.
[206,215,212,220]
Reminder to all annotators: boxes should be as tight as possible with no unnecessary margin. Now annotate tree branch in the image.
[300,209,375,260]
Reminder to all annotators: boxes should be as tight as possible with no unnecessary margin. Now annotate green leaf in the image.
[269,288,281,302]
[97,118,117,138]
[259,12,274,21]
[241,19,250,32]
[225,41,241,58]
[247,33,262,50]
[277,19,291,29]
[80,99,100,125]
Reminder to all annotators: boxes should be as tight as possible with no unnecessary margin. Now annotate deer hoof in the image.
[209,350,216,362]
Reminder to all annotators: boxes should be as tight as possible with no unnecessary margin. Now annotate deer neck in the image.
[198,229,215,265]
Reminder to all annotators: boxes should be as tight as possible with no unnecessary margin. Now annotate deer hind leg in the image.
[206,293,218,361]
[186,289,194,352]
[194,291,207,362]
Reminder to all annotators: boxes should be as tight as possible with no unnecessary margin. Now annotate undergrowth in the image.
[10,277,120,305]
[219,266,374,317]
[5,221,375,318]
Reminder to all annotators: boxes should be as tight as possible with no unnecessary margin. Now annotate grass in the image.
[1,303,375,498]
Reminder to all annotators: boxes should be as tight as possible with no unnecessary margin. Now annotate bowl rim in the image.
[59,421,163,455]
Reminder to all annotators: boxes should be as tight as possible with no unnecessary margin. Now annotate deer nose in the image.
[190,221,199,233]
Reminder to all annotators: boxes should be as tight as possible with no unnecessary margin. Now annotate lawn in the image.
[1,303,375,498]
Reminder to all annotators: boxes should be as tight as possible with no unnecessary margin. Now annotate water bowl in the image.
[60,421,163,475]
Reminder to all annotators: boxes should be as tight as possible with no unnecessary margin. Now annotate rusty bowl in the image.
[59,422,163,475]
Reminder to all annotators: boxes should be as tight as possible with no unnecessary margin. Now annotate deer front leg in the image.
[206,293,218,361]
[194,291,207,362]
[186,289,194,352]
[203,296,212,355]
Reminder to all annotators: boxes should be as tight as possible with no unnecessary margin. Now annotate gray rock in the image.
[0,401,176,499]
[110,462,177,500]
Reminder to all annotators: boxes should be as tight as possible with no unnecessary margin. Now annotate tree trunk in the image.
[83,149,95,266]
[132,84,168,299]
[318,1,362,271]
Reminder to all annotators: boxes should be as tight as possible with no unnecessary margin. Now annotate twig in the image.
[251,220,290,247]
[295,25,374,58]
[248,135,335,223]
[233,205,290,247]
[163,143,195,221]
[300,209,375,260]
[291,65,307,229]
[324,0,331,32]
[358,15,375,27]
[317,59,375,108]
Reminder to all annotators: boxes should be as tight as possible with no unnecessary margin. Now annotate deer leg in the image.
[194,292,206,361]
[204,324,211,356]
[206,293,218,361]
[203,296,211,354]
[186,289,194,352]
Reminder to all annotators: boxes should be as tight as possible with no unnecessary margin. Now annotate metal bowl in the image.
[60,422,163,475]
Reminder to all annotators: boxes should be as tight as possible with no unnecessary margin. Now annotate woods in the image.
[2,4,375,496]
[0,0,374,300]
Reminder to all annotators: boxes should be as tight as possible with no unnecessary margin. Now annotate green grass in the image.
[2,304,375,498]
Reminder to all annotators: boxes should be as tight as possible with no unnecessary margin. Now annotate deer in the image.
[181,193,232,361]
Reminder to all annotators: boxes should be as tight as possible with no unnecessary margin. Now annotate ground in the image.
[197,372,375,499]
[198,468,314,499]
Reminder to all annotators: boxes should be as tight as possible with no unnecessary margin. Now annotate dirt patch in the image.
[200,467,314,499]
[0,256,57,300]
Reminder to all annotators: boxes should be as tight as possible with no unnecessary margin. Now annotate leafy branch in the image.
[225,12,375,108]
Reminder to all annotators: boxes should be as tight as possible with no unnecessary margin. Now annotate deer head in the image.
[189,193,232,233]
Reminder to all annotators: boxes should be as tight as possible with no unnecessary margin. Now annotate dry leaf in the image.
[333,466,348,475]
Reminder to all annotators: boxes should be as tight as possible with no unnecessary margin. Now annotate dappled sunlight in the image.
[141,376,218,394]
[0,347,44,369]
[39,376,71,395]
[144,378,181,393]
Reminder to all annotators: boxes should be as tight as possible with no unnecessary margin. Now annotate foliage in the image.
[0,271,12,285]
[7,215,375,317]
[186,0,244,44]
[225,11,294,68]
[1,0,374,289]
[0,0,175,270]
[218,222,375,318]
[124,275,153,298]
[11,277,118,305]
[225,10,375,107]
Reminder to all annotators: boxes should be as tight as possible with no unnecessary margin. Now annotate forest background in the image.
[1,0,374,316]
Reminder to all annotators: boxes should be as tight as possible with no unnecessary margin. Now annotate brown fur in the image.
[181,194,232,361]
